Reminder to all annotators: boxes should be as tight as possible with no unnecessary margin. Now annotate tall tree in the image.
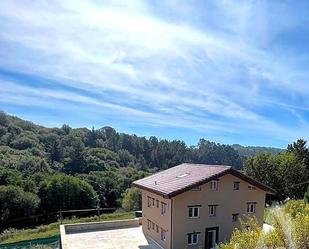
[38,174,99,213]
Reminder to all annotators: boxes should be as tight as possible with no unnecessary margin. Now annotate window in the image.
[210,180,218,190]
[232,213,239,222]
[234,182,240,190]
[147,219,151,230]
[147,196,155,207]
[248,185,256,190]
[161,202,167,215]
[156,199,159,208]
[191,186,201,191]
[188,206,200,218]
[147,196,151,207]
[161,228,166,241]
[152,222,155,230]
[247,202,256,213]
[187,233,199,245]
[209,205,217,217]
[156,224,159,233]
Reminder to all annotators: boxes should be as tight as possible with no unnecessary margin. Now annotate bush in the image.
[38,174,99,213]
[0,185,40,223]
[220,200,309,249]
[121,187,142,211]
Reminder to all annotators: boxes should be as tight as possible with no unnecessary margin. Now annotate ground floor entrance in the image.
[205,227,219,249]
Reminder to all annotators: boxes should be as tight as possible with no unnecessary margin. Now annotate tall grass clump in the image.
[220,200,309,249]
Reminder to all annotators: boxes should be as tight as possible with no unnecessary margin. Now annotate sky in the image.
[1,0,309,148]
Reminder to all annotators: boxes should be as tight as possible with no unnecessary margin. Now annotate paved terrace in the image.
[60,219,162,249]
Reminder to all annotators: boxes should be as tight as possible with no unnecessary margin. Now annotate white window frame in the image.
[161,202,167,215]
[234,181,240,190]
[161,228,166,241]
[187,233,199,245]
[247,202,256,213]
[188,206,200,218]
[210,180,218,190]
[208,205,217,217]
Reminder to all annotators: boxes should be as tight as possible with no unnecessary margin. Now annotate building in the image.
[133,163,275,249]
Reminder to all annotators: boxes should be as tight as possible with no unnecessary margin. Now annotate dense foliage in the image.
[121,187,142,211]
[0,111,304,231]
[0,111,252,230]
[220,200,309,249]
[232,144,283,158]
[244,139,309,201]
[38,174,99,213]
[0,185,40,224]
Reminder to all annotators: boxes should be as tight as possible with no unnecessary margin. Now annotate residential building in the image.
[133,163,275,249]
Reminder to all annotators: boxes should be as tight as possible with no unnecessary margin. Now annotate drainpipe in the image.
[170,198,173,249]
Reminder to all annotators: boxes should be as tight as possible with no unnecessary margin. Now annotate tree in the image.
[0,167,22,186]
[244,152,307,200]
[117,149,135,167]
[0,185,40,223]
[192,139,242,169]
[122,187,142,211]
[38,174,99,213]
[287,139,309,165]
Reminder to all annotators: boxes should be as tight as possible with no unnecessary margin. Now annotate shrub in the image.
[121,187,142,211]
[0,185,40,222]
[38,174,99,212]
[220,200,309,249]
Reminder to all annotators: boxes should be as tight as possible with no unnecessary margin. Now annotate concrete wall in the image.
[172,173,266,249]
[64,218,141,234]
[142,190,172,249]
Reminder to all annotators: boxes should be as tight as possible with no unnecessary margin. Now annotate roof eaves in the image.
[229,169,277,195]
[132,182,169,198]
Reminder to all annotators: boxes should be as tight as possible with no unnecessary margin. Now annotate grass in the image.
[0,211,135,244]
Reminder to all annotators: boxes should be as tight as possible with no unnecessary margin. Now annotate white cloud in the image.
[0,0,309,145]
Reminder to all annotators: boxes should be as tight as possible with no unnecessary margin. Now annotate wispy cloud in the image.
[1,0,309,147]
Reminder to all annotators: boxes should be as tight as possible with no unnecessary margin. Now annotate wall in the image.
[142,190,172,249]
[172,173,266,249]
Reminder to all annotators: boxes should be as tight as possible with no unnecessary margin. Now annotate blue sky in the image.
[1,0,309,148]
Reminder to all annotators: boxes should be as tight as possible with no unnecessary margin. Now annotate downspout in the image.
[170,198,173,249]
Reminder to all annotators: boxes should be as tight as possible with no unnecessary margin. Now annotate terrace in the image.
[60,218,162,249]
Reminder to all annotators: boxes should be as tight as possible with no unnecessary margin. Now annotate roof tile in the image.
[133,163,231,196]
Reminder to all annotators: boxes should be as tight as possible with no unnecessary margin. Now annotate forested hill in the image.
[232,144,284,158]
[0,111,285,230]
[0,111,282,174]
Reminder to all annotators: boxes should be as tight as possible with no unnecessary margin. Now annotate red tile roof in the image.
[133,163,276,197]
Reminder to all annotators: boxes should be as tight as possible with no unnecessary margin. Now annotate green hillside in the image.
[0,111,292,232]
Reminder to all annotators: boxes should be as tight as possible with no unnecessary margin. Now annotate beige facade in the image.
[141,173,266,249]
[142,190,172,249]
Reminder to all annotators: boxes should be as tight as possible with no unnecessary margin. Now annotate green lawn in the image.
[0,211,135,244]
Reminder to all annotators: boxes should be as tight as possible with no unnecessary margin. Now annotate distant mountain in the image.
[232,144,284,158]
